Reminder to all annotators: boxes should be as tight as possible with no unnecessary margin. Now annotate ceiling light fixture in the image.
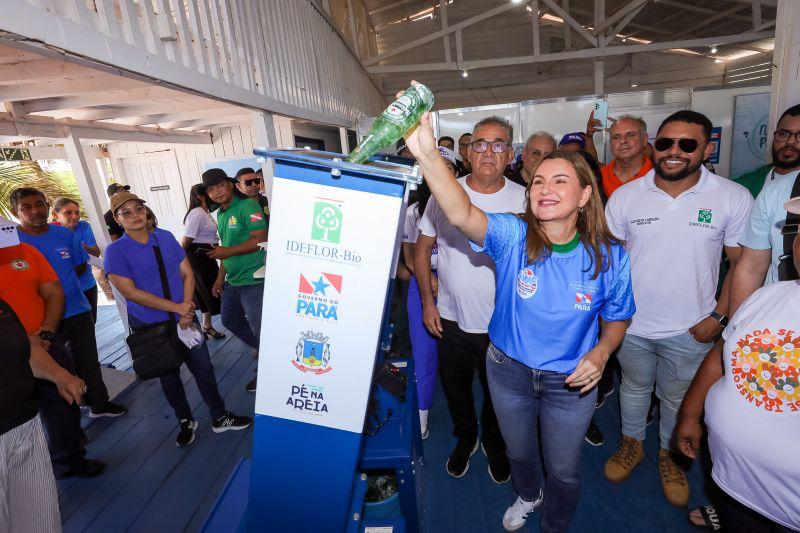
[714,58,724,63]
[710,45,718,54]
[631,83,638,87]
[461,70,469,78]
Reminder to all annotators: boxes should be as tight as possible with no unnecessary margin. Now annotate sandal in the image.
[202,327,226,340]
[689,505,724,531]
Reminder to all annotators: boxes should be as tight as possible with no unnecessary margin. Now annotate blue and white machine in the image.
[202,149,423,533]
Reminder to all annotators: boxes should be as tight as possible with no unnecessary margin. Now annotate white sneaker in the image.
[502,490,543,532]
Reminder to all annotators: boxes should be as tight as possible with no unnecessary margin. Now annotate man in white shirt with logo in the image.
[415,116,526,483]
[604,111,753,507]
[730,104,800,315]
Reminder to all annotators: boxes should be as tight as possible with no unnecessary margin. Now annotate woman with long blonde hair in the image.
[401,84,635,533]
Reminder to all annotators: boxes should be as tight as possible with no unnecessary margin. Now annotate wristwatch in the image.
[38,330,56,342]
[709,311,728,327]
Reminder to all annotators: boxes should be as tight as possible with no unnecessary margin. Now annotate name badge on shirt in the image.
[57,247,71,260]
[516,267,538,299]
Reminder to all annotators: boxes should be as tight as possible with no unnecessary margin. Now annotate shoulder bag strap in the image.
[782,173,800,256]
[151,233,177,321]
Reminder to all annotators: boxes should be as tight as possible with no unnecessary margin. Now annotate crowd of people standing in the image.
[1,94,798,533]
[397,90,799,533]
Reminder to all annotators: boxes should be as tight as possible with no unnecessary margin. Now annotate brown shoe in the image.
[604,435,644,483]
[658,449,690,506]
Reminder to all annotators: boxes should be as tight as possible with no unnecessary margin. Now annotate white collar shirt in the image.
[605,166,753,339]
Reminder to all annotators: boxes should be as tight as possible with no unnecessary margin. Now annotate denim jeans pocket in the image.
[487,343,507,365]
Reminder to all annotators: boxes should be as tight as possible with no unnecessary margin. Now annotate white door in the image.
[118,151,187,239]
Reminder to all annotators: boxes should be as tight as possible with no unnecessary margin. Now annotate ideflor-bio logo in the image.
[311,201,343,244]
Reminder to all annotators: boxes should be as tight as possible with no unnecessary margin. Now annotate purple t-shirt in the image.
[104,228,186,326]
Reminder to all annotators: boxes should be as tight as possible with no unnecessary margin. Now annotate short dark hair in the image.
[10,187,46,210]
[235,167,257,178]
[458,132,472,141]
[778,104,800,124]
[53,197,80,213]
[657,110,713,141]
[438,136,455,145]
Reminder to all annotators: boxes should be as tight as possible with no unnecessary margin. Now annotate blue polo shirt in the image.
[71,220,97,291]
[18,224,90,319]
[472,213,635,374]
[104,228,186,327]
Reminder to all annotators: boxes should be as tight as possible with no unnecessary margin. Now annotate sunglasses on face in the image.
[653,137,701,153]
[469,140,511,154]
[243,178,261,186]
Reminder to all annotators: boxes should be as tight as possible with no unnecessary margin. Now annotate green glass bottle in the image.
[346,83,435,164]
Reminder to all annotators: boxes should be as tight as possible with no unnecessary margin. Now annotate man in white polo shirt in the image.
[415,116,526,483]
[730,104,800,316]
[604,110,753,507]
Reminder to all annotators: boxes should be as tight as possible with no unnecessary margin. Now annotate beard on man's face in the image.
[772,144,800,170]
[654,156,702,182]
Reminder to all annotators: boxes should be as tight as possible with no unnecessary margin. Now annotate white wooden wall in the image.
[4,0,384,126]
[107,124,257,205]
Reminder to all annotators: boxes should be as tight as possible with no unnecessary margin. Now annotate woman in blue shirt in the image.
[52,197,101,322]
[402,89,635,533]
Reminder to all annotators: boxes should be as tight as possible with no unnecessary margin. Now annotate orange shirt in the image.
[601,157,653,198]
[0,243,59,333]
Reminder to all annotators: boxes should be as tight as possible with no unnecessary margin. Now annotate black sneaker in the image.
[56,458,106,479]
[487,453,511,484]
[446,436,479,478]
[245,377,257,393]
[89,401,128,418]
[212,412,252,433]
[595,386,615,409]
[584,419,604,447]
[177,419,198,447]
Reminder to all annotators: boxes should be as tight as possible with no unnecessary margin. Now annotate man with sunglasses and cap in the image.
[730,104,800,317]
[203,168,267,393]
[104,183,131,241]
[416,116,524,483]
[604,111,752,507]
[235,167,270,221]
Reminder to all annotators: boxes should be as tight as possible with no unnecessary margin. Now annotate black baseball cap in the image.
[202,168,235,188]
[106,183,130,197]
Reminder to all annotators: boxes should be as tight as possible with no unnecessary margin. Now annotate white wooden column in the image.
[250,110,279,205]
[63,129,111,248]
[339,126,350,154]
[768,0,800,135]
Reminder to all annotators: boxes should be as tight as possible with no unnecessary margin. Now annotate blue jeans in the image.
[220,282,264,350]
[486,344,596,533]
[617,331,713,449]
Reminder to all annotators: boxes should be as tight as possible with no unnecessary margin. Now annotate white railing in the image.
[6,0,384,126]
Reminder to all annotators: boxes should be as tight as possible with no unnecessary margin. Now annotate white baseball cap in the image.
[785,196,800,215]
[437,146,457,167]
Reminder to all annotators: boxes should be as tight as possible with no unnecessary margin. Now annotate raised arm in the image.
[403,107,488,245]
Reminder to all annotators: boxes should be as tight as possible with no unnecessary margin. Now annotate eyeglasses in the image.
[243,178,261,186]
[774,129,800,143]
[469,140,512,154]
[117,205,146,218]
[653,137,701,153]
[525,149,548,157]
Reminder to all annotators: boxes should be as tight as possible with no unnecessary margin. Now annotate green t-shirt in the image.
[217,196,267,286]
[733,164,772,199]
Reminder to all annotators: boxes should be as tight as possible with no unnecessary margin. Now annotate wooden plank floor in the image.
[69,306,699,532]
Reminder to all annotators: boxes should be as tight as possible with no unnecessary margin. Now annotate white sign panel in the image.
[732,92,771,178]
[0,217,20,249]
[255,175,403,434]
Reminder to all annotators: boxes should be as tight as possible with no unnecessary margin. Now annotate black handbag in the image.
[777,172,800,281]
[126,238,184,380]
